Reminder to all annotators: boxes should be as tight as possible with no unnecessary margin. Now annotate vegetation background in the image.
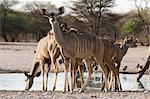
[0,0,149,45]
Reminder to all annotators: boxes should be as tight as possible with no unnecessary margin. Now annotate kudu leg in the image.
[98,61,109,92]
[63,57,69,93]
[52,65,58,91]
[73,60,78,90]
[108,71,115,91]
[108,62,120,91]
[78,64,84,87]
[79,59,93,93]
[52,49,60,91]
[101,73,105,91]
[70,59,76,93]
[115,66,122,91]
[100,69,109,92]
[101,64,113,91]
[45,64,50,91]
[106,64,122,91]
[100,63,113,91]
[40,61,45,91]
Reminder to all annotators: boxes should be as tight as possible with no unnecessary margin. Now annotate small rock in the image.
[91,95,97,98]
[102,97,111,99]
[144,90,149,93]
[42,92,48,95]
[18,92,22,95]
[81,96,88,99]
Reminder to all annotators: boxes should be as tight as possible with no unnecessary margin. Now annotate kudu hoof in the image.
[68,88,70,91]
[52,87,56,91]
[25,89,29,92]
[102,89,108,92]
[79,89,84,93]
[70,90,73,94]
[62,89,66,93]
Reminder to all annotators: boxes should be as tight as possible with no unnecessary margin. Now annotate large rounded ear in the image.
[58,6,64,15]
[36,71,41,77]
[124,36,132,43]
[24,72,30,78]
[41,9,47,15]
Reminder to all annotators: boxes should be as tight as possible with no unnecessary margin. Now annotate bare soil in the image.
[0,90,150,99]
[0,42,64,73]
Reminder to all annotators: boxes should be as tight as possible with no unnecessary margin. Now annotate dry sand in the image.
[0,90,150,99]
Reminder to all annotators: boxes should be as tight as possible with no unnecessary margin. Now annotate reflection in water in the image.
[137,80,145,90]
[0,73,150,91]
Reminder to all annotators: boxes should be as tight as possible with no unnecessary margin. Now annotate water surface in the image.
[0,73,150,91]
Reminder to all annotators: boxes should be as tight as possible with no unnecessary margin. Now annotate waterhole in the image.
[0,72,150,91]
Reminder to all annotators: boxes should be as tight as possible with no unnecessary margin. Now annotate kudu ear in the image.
[24,72,30,78]
[57,6,64,15]
[36,71,41,77]
[41,9,49,18]
[124,36,131,43]
[41,9,47,15]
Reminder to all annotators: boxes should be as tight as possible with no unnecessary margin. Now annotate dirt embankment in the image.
[0,42,149,74]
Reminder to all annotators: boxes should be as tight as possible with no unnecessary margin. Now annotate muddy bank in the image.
[0,42,149,74]
[0,90,149,99]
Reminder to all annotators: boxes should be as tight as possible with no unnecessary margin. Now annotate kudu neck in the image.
[121,43,129,55]
[50,20,64,47]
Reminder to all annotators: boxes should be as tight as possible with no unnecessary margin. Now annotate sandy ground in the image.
[0,90,150,99]
[0,42,65,73]
[0,42,149,73]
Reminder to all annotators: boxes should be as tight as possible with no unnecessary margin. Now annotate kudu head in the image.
[122,36,137,48]
[41,7,64,23]
[24,72,34,91]
[24,62,40,90]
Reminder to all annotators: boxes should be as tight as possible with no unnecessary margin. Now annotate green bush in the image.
[121,18,143,35]
[1,11,33,33]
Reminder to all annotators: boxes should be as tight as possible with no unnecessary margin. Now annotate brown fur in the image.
[79,37,137,92]
[102,36,137,91]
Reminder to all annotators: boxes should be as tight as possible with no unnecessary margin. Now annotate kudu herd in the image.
[24,7,147,93]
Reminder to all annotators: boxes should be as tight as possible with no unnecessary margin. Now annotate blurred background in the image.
[0,0,149,45]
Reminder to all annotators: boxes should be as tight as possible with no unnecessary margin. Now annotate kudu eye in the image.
[50,13,55,16]
[25,79,28,82]
[41,9,47,15]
